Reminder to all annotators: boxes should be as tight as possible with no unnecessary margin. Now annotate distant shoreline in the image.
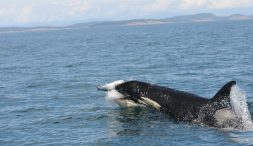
[0,13,252,33]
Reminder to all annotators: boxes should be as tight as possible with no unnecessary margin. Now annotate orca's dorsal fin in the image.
[211,81,236,102]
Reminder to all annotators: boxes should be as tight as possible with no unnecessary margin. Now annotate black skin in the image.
[115,81,236,127]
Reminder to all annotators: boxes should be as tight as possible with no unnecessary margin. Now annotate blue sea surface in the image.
[0,20,253,146]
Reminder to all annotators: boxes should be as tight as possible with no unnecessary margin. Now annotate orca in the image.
[97,80,250,128]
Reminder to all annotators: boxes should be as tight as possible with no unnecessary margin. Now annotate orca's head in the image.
[115,81,140,96]
[97,80,143,107]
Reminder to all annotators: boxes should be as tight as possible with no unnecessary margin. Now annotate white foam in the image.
[230,85,253,129]
[100,80,125,101]
[105,89,125,100]
[102,80,124,91]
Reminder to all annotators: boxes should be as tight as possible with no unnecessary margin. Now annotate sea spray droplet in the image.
[230,85,253,129]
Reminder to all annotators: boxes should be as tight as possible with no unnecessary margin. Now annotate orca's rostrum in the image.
[97,80,252,128]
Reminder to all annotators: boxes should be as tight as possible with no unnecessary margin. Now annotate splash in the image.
[105,89,125,101]
[230,85,253,129]
[97,80,125,101]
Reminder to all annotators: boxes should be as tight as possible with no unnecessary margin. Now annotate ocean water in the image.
[0,20,253,146]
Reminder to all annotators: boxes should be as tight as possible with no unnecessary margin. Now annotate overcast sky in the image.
[0,0,253,27]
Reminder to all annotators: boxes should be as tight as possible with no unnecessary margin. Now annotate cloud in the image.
[208,0,253,9]
[179,0,253,10]
[0,8,15,16]
[180,0,208,9]
[145,0,172,12]
[18,6,33,23]
[48,0,91,16]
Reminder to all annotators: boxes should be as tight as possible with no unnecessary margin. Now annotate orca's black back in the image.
[131,81,209,121]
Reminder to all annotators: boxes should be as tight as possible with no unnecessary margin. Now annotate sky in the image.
[0,0,253,27]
